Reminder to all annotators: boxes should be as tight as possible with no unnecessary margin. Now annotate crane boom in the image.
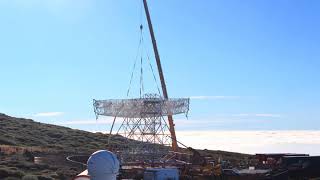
[143,0,179,151]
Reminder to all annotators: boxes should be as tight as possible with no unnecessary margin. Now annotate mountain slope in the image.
[0,113,114,153]
[0,113,114,179]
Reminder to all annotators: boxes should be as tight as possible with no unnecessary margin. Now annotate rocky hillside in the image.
[0,113,117,180]
[0,113,125,153]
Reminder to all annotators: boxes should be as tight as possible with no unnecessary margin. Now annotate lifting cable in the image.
[141,34,162,96]
[127,0,161,98]
[140,55,144,98]
[126,28,143,97]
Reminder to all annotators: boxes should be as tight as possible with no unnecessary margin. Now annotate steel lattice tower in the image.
[93,94,189,163]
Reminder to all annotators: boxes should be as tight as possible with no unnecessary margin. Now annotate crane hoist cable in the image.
[127,24,161,98]
[141,29,162,96]
[126,27,142,97]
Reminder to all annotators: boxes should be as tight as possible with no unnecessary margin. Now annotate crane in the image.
[142,0,179,152]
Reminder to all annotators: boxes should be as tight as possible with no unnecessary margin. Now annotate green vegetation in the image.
[0,113,114,153]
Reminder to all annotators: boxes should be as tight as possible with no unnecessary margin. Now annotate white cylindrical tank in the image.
[87,150,120,180]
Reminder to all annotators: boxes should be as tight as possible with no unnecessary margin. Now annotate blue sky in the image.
[0,0,319,132]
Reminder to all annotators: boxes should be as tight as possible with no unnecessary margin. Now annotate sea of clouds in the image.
[176,130,320,155]
[53,117,320,156]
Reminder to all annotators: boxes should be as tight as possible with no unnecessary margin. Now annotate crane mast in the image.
[142,0,179,151]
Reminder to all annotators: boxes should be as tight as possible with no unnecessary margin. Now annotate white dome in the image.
[87,150,120,180]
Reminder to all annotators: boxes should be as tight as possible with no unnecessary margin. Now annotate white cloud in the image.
[231,113,250,117]
[34,112,64,117]
[58,117,116,125]
[232,113,282,118]
[59,120,111,125]
[173,117,266,127]
[255,114,281,118]
[189,96,240,100]
[175,118,227,125]
[176,130,320,155]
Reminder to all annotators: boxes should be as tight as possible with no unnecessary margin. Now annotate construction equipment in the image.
[142,0,179,152]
